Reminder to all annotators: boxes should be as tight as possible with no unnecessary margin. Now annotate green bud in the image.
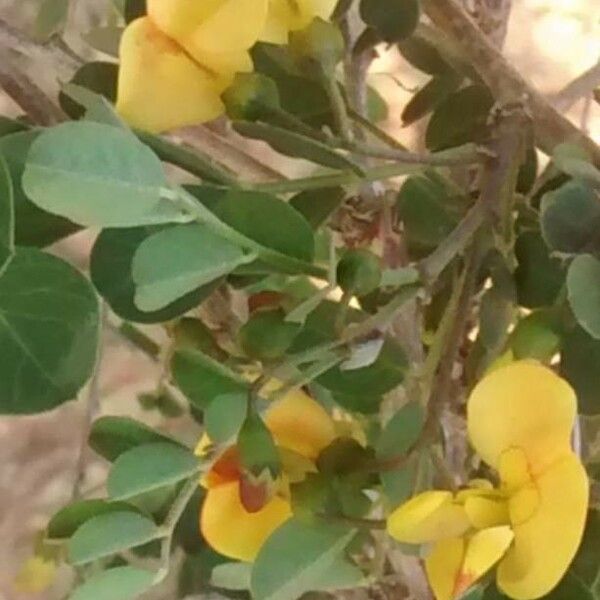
[222,73,280,121]
[337,249,382,297]
[289,18,345,74]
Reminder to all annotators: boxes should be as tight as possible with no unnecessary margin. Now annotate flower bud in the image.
[222,73,281,121]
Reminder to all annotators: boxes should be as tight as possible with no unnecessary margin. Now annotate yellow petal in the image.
[497,452,589,599]
[455,526,514,597]
[425,537,465,600]
[387,491,471,545]
[260,0,338,43]
[200,480,292,561]
[148,0,268,56]
[116,18,224,132]
[464,496,510,530]
[297,0,338,21]
[264,388,336,460]
[467,361,576,472]
[13,556,57,594]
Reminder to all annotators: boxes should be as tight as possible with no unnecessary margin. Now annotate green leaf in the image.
[132,224,249,312]
[0,131,79,247]
[91,226,220,323]
[0,153,14,275]
[204,391,249,443]
[68,511,159,565]
[514,231,564,308]
[233,121,362,175]
[570,510,600,596]
[552,144,600,190]
[238,410,279,480]
[397,174,461,251]
[89,416,184,462]
[0,116,28,137]
[289,187,345,229]
[239,308,301,361]
[478,285,514,351]
[47,499,140,539]
[541,181,600,254]
[211,562,252,590]
[426,85,493,151]
[172,348,249,411]
[317,337,408,398]
[377,402,425,504]
[0,248,99,414]
[402,73,462,126]
[567,254,600,339]
[398,34,454,75]
[561,327,600,415]
[83,25,123,57]
[70,567,155,600]
[23,122,184,227]
[59,62,118,120]
[510,310,562,361]
[212,190,315,262]
[107,443,199,500]
[251,520,362,600]
[360,0,420,42]
[35,0,69,40]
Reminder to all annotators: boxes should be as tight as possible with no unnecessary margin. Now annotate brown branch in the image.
[0,17,80,75]
[0,58,64,125]
[421,0,600,166]
[551,60,600,112]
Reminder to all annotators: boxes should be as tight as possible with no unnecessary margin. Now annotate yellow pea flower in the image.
[260,0,338,44]
[387,362,589,600]
[116,0,268,133]
[13,555,57,594]
[198,387,337,562]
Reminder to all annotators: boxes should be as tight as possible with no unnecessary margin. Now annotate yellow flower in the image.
[198,387,337,562]
[13,555,57,594]
[260,0,338,44]
[387,362,589,600]
[116,0,268,132]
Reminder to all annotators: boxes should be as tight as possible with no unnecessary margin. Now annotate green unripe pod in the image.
[289,18,345,74]
[222,73,281,121]
[238,308,300,362]
[337,249,382,297]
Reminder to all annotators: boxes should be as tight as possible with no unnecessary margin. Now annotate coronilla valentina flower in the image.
[198,386,338,562]
[387,361,589,600]
[116,0,268,132]
[260,0,338,44]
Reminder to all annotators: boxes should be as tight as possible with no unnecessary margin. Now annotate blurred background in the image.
[0,0,598,598]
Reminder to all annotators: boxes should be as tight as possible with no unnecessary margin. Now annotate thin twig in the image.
[551,60,600,112]
[421,0,600,165]
[0,58,64,125]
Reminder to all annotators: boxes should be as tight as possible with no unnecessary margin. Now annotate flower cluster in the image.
[116,0,337,133]
[197,385,340,562]
[387,362,589,600]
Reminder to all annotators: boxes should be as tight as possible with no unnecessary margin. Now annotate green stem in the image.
[136,129,238,186]
[246,161,422,194]
[173,186,328,279]
[321,74,354,140]
[155,475,200,583]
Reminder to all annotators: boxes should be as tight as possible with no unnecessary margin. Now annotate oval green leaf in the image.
[132,223,250,312]
[567,254,600,339]
[107,442,199,500]
[22,121,183,227]
[89,416,184,462]
[68,511,159,565]
[0,248,99,414]
[91,226,221,323]
[70,567,155,600]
